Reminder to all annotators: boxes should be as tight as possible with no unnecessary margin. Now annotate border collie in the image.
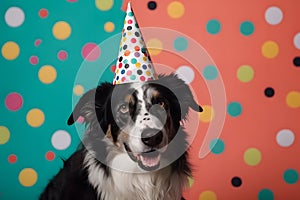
[40,74,202,200]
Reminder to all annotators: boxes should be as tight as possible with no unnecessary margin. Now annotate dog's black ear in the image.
[67,83,114,126]
[158,73,203,118]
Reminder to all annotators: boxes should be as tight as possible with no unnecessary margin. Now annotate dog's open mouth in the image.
[124,144,161,171]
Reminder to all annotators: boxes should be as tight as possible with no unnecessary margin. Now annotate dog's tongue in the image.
[140,153,161,168]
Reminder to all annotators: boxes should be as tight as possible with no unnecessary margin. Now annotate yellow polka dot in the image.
[199,105,214,123]
[286,91,300,108]
[1,41,20,60]
[237,65,254,83]
[26,108,45,127]
[136,62,141,67]
[262,41,279,58]
[199,190,217,200]
[73,84,84,96]
[95,0,113,11]
[52,21,71,40]
[38,65,57,84]
[19,168,38,187]
[244,148,262,166]
[146,70,151,76]
[167,1,185,19]
[0,126,10,145]
[146,38,163,56]
[104,21,115,32]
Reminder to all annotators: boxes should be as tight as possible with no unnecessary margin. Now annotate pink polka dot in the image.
[34,39,41,47]
[128,20,133,24]
[126,70,132,76]
[29,56,39,65]
[131,38,137,43]
[5,92,23,111]
[81,43,100,61]
[57,50,68,60]
[45,151,55,161]
[121,77,126,82]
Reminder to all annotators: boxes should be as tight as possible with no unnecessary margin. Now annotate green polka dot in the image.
[209,139,225,154]
[283,169,299,184]
[123,59,128,64]
[240,21,254,36]
[128,12,133,17]
[237,65,254,82]
[174,37,188,51]
[258,189,274,200]
[227,102,242,117]
[206,19,221,34]
[131,58,137,64]
[130,75,136,80]
[203,65,218,80]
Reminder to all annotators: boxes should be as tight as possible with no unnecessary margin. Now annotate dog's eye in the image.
[157,100,165,108]
[119,104,129,114]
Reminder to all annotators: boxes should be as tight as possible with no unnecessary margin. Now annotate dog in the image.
[40,74,202,200]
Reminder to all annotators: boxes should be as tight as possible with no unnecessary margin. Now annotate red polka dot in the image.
[8,154,17,164]
[46,151,55,161]
[81,43,100,61]
[5,92,23,111]
[134,46,140,51]
[29,56,39,65]
[34,39,42,47]
[39,8,48,18]
[122,77,126,82]
[111,65,116,72]
[128,19,133,24]
[118,63,123,68]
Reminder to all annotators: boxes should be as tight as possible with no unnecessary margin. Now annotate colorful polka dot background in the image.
[1,0,300,199]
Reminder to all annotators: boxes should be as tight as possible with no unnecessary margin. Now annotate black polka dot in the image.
[127,26,132,31]
[123,45,127,50]
[135,32,140,37]
[125,64,129,69]
[231,177,242,187]
[264,87,275,98]
[148,1,157,10]
[118,56,123,62]
[137,70,143,75]
[293,57,300,67]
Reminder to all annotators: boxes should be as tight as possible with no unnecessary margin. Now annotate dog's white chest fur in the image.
[85,153,184,200]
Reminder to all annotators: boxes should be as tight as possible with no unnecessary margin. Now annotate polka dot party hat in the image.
[113,2,157,85]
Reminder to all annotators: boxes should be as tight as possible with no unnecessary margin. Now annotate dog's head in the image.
[68,74,202,171]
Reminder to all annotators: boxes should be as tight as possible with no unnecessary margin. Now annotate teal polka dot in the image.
[240,21,254,36]
[258,189,274,200]
[128,12,133,17]
[131,58,137,64]
[206,19,221,34]
[227,102,242,117]
[209,139,225,154]
[203,65,218,80]
[130,75,136,80]
[174,37,188,51]
[283,169,299,184]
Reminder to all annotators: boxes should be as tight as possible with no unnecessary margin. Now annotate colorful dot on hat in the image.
[19,168,38,187]
[206,19,221,35]
[240,21,255,36]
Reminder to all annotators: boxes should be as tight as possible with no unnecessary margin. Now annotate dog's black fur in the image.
[40,74,202,200]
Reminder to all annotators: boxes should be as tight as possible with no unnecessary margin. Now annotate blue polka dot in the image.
[206,19,221,34]
[240,21,254,36]
[227,102,242,117]
[203,65,218,80]
[258,189,274,200]
[174,37,188,51]
[121,69,125,74]
[209,139,225,154]
[142,64,147,70]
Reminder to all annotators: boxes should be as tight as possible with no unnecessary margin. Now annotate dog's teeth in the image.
[140,154,161,167]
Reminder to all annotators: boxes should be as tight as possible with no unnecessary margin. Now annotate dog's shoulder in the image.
[39,150,98,200]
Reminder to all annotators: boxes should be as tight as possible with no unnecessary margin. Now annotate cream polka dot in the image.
[199,190,217,200]
[1,41,20,60]
[265,6,283,25]
[262,41,279,59]
[95,0,113,11]
[104,21,115,32]
[52,21,71,40]
[73,84,84,96]
[5,7,25,27]
[38,65,57,84]
[276,129,295,147]
[51,130,71,150]
[286,91,300,108]
[167,1,185,19]
[293,33,300,50]
[176,65,195,84]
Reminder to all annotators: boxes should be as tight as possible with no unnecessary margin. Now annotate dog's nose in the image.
[141,129,163,147]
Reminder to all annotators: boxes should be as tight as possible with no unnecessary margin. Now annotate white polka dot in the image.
[175,66,195,84]
[276,129,295,147]
[265,6,283,25]
[5,7,25,27]
[294,33,300,50]
[51,130,71,150]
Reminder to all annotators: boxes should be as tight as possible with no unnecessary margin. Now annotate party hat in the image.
[113,2,157,85]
